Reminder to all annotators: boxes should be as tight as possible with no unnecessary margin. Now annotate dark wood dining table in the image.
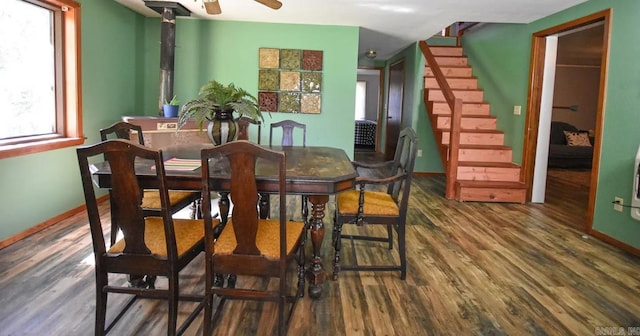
[92,143,357,298]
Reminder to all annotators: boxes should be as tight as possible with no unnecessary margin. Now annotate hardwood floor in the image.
[2,170,640,335]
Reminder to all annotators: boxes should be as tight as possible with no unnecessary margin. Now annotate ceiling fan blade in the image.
[204,0,222,15]
[255,0,282,10]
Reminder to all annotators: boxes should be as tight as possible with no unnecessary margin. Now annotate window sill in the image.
[0,137,86,160]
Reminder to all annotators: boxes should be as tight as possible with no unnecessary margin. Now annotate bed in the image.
[354,120,377,147]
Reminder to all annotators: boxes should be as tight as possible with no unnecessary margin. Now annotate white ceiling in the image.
[115,0,590,61]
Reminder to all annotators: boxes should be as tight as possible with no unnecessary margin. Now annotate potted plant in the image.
[162,95,180,118]
[178,80,264,145]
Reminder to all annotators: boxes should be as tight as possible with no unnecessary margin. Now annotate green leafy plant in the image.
[165,95,179,106]
[178,80,265,130]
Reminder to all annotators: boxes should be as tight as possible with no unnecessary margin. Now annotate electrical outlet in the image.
[614,197,624,212]
[513,105,522,115]
[157,122,177,130]
[417,149,423,157]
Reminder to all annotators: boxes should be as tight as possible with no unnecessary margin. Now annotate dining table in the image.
[91,142,357,298]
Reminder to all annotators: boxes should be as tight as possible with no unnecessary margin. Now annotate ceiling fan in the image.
[203,0,282,15]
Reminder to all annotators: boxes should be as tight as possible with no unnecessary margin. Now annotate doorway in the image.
[355,67,383,153]
[523,9,611,231]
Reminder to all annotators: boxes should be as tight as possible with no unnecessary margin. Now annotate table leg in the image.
[218,192,230,225]
[306,194,328,299]
[259,192,270,219]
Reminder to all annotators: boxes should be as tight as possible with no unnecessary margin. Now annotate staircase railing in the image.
[419,40,463,199]
[438,22,481,46]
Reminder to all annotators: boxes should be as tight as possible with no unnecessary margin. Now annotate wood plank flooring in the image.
[2,167,640,335]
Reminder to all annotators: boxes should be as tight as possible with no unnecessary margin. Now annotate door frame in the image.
[357,66,384,152]
[522,9,611,230]
[385,59,406,160]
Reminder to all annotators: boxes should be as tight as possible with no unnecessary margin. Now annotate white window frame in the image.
[0,0,83,159]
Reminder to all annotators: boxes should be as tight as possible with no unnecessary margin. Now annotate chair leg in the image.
[204,262,213,336]
[297,240,306,298]
[332,218,343,281]
[95,272,108,336]
[259,193,270,219]
[128,274,146,288]
[167,273,179,336]
[387,224,393,250]
[278,296,286,336]
[190,198,202,220]
[109,192,118,245]
[398,222,407,280]
[226,274,237,288]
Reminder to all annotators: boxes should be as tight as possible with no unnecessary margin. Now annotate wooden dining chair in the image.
[236,116,261,143]
[100,121,202,245]
[76,139,209,336]
[269,119,306,147]
[269,119,308,221]
[200,140,306,336]
[332,127,418,280]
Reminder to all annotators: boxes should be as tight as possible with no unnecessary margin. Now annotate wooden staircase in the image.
[421,42,527,203]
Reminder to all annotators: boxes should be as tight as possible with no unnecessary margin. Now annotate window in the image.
[355,80,366,120]
[0,0,82,159]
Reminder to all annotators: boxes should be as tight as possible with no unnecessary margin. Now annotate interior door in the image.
[385,59,405,160]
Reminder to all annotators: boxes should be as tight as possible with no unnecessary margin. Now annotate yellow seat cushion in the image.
[141,190,197,209]
[215,219,305,260]
[108,217,204,257]
[337,189,399,216]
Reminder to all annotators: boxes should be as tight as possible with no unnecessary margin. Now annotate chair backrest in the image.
[77,139,178,260]
[236,116,262,144]
[201,140,287,265]
[99,121,145,145]
[388,127,419,212]
[269,119,306,147]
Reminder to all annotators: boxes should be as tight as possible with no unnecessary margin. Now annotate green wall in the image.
[461,0,640,248]
[0,0,141,241]
[0,2,359,242]
[140,19,359,151]
[4,0,639,252]
[382,42,443,173]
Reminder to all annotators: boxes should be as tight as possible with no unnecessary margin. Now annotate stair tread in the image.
[430,99,488,104]
[429,88,483,92]
[443,129,503,134]
[425,75,477,79]
[439,114,496,119]
[452,144,512,149]
[457,180,526,188]
[425,65,471,69]
[458,161,520,168]
[433,101,489,105]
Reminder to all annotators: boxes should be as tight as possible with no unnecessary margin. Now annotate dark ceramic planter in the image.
[206,108,238,145]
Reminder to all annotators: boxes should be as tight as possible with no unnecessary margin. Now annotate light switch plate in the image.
[513,105,522,115]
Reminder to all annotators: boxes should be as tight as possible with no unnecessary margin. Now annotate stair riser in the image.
[429,47,463,56]
[457,167,520,182]
[457,187,527,203]
[438,116,496,130]
[457,148,512,162]
[442,132,504,145]
[425,77,478,90]
[428,89,484,102]
[435,57,468,66]
[425,67,473,77]
[432,102,490,115]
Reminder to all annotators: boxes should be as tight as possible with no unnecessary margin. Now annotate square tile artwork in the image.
[258,48,323,114]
